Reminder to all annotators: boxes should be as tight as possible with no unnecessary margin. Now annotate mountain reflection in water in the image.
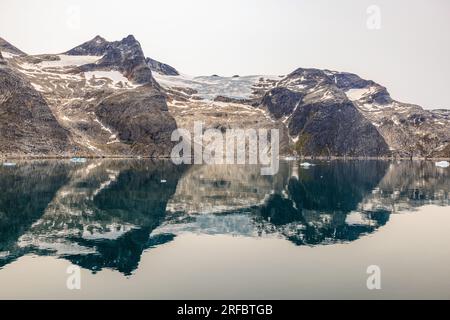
[0,160,448,275]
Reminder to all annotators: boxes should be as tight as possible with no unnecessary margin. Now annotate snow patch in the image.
[39,55,100,68]
[2,52,18,59]
[84,70,137,88]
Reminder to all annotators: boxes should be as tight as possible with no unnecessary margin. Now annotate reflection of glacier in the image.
[0,159,449,275]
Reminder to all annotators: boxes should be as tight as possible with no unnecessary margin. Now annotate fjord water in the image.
[0,160,449,299]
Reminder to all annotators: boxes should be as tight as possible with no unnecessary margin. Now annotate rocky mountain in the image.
[260,69,390,157]
[1,36,177,157]
[154,66,448,158]
[66,35,155,85]
[66,35,178,77]
[0,34,449,158]
[333,71,450,158]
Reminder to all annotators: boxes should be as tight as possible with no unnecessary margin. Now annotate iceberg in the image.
[70,158,87,163]
[435,161,450,168]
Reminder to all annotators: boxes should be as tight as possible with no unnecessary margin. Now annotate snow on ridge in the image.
[38,54,100,68]
[345,87,371,101]
[2,52,18,59]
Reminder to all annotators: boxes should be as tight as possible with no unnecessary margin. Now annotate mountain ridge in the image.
[0,35,449,159]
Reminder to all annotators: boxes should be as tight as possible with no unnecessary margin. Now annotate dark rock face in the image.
[0,37,26,56]
[261,87,304,119]
[0,65,70,156]
[95,86,177,157]
[66,35,179,81]
[289,99,389,156]
[145,57,179,76]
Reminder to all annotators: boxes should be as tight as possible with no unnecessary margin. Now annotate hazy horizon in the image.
[1,0,449,109]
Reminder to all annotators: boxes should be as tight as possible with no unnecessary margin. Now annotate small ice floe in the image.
[435,161,450,168]
[161,179,167,183]
[299,162,315,167]
[2,162,16,167]
[70,157,87,163]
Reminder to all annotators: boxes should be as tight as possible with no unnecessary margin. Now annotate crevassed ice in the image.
[153,73,280,100]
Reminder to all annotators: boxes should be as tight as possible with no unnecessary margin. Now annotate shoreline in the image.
[1,155,449,161]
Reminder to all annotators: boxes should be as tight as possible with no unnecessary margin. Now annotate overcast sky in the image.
[0,0,449,109]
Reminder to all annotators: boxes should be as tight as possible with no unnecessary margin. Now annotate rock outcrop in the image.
[145,57,179,76]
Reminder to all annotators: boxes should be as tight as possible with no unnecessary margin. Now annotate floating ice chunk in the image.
[300,162,315,167]
[161,179,167,183]
[2,162,16,167]
[435,161,449,168]
[70,158,87,163]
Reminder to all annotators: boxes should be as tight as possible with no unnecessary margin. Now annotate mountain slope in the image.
[0,60,71,156]
[1,36,177,157]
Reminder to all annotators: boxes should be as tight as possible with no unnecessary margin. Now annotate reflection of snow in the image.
[82,223,135,241]
[345,212,374,226]
[152,214,259,237]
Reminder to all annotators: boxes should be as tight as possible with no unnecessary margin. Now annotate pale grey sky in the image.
[0,0,449,109]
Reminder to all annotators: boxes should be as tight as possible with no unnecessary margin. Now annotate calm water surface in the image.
[0,160,449,299]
